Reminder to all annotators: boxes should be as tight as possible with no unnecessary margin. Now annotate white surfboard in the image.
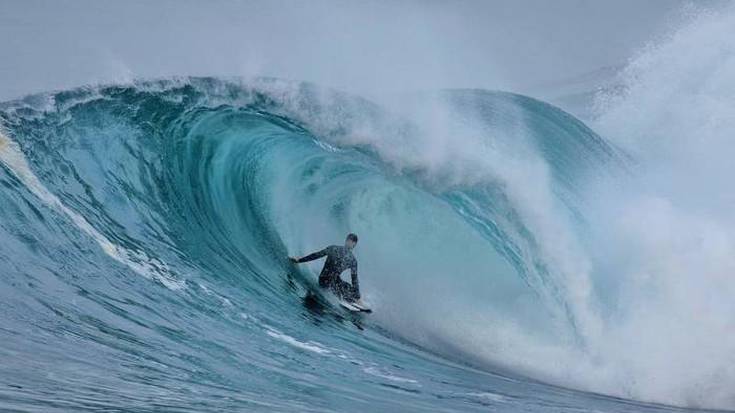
[339,300,372,313]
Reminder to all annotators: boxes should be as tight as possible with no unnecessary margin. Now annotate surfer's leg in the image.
[334,279,358,302]
[329,279,344,299]
[345,285,359,302]
[330,279,344,299]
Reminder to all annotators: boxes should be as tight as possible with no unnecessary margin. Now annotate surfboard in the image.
[339,300,372,313]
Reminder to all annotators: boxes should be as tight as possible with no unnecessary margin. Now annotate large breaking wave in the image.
[1,20,735,408]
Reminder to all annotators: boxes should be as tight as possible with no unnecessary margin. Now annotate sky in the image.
[0,0,728,101]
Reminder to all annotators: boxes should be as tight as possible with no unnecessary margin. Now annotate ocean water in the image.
[1,10,735,411]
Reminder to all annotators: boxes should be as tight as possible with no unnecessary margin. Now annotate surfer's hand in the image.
[288,256,299,263]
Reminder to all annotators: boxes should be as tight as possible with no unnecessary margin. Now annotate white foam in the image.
[362,366,418,384]
[262,324,422,386]
[313,139,340,153]
[265,328,331,355]
[464,392,507,403]
[198,282,233,307]
[583,6,735,408]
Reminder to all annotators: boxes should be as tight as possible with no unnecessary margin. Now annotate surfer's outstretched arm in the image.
[289,248,327,263]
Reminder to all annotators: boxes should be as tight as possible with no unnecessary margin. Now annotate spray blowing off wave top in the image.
[0,74,733,411]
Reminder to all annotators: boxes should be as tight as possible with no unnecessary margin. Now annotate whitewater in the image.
[1,6,735,413]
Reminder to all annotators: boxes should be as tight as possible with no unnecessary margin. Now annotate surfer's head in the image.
[345,233,358,249]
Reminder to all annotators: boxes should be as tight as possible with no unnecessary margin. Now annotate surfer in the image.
[289,233,363,305]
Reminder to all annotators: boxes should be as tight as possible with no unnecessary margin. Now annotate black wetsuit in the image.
[297,245,360,301]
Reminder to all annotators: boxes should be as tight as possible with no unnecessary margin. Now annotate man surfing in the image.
[289,233,366,307]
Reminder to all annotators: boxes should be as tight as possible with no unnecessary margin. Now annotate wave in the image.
[0,73,731,411]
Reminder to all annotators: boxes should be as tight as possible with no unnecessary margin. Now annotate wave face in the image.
[0,75,728,412]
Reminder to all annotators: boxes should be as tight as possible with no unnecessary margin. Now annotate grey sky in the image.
[0,0,727,101]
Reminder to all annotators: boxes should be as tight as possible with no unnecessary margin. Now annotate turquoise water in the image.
[0,78,714,412]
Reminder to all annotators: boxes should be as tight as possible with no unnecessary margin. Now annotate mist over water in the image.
[0,0,707,101]
[586,6,735,406]
[1,1,735,412]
